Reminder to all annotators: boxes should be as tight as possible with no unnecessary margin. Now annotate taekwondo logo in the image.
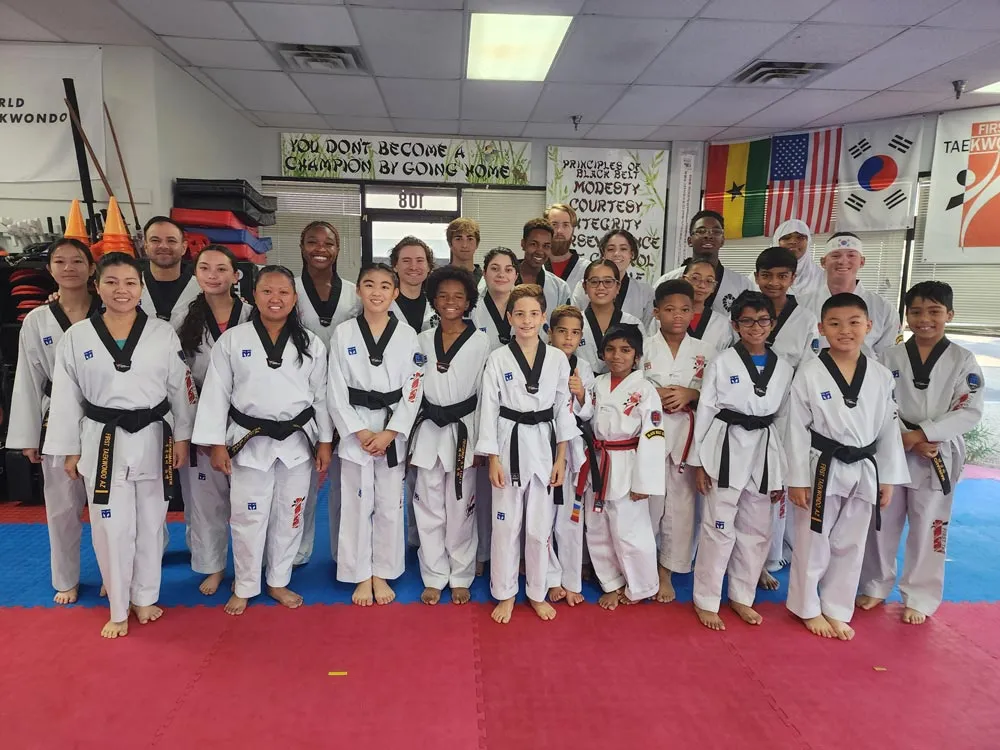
[496,511,505,521]
[715,520,725,529]
[479,327,487,333]
[247,502,257,511]
[968,373,982,391]
[944,119,1000,247]
[414,352,427,366]
[84,349,94,360]
[622,392,642,417]
[651,410,662,426]
[729,375,740,384]
[504,372,513,381]
[811,338,821,353]
[347,346,357,356]
[42,336,53,346]
[933,520,949,553]
[694,354,706,379]
[821,391,832,400]
[722,294,735,311]
[198,473,207,481]
[101,509,111,519]
[892,369,900,378]
[242,349,252,358]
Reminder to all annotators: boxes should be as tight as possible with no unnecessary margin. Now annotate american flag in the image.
[766,128,842,235]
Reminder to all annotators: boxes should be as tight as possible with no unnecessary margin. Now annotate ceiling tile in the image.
[891,42,1000,93]
[738,89,875,128]
[638,19,798,86]
[117,0,254,40]
[5,0,164,45]
[292,74,388,116]
[600,85,711,125]
[923,0,1000,30]
[349,0,464,8]
[392,118,460,135]
[805,91,947,126]
[762,23,905,64]
[645,125,726,140]
[711,126,782,141]
[807,27,1000,90]
[580,0,708,17]
[0,3,61,41]
[530,83,627,123]
[162,38,279,70]
[811,0,959,26]
[203,69,316,113]
[234,3,358,45]
[522,122,594,138]
[324,115,396,132]
[352,8,463,79]
[669,87,790,126]
[699,0,829,22]
[184,67,247,111]
[460,120,526,137]
[547,16,686,84]
[461,81,543,122]
[584,124,659,140]
[379,78,460,118]
[467,0,586,12]
[251,111,330,129]
[928,93,1000,111]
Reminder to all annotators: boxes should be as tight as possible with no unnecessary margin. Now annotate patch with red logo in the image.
[292,497,304,529]
[694,354,706,379]
[407,371,423,403]
[932,519,948,553]
[184,370,198,405]
[952,393,970,411]
[623,391,642,417]
[651,410,662,426]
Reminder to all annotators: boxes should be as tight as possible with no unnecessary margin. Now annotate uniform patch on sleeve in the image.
[504,372,514,382]
[811,338,821,353]
[892,369,900,378]
[178,349,186,362]
[185,370,198,405]
[42,336,53,346]
[407,372,423,403]
[347,346,357,356]
[643,361,652,371]
[967,373,982,392]
[644,428,665,439]
[651,410,662,426]
[895,333,905,344]
[414,352,427,366]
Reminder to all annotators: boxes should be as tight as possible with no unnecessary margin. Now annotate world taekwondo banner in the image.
[925,106,1000,263]
[0,44,104,183]
[546,146,669,283]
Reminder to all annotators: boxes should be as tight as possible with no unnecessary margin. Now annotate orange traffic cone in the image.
[91,197,135,259]
[64,199,89,244]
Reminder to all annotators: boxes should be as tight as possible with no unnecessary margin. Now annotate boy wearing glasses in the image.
[689,291,794,630]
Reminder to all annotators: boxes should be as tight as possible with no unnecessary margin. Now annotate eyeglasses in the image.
[684,274,716,287]
[586,278,618,289]
[692,228,724,237]
[736,317,773,328]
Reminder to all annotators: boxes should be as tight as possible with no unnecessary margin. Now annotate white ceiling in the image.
[4,0,1000,142]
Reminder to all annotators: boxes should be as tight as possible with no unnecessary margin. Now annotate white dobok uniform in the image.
[545,253,588,295]
[577,307,642,376]
[802,281,901,358]
[139,270,202,332]
[645,306,735,354]
[328,315,422,584]
[44,312,197,623]
[784,353,909,623]
[859,338,984,616]
[390,296,437,333]
[658,262,753,316]
[571,270,655,328]
[485,267,570,330]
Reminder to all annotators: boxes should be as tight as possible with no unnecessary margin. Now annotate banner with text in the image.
[0,44,104,183]
[281,133,532,185]
[546,146,669,282]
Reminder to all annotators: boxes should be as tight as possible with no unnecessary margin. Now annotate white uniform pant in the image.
[180,451,230,575]
[693,485,772,612]
[766,493,791,567]
[586,491,658,601]
[230,459,312,599]
[294,466,324,566]
[786,494,872,623]
[337,457,405,583]
[860,484,953,616]
[490,475,554,602]
[42,455,88,592]
[325,455,342,562]
[413,461,477,590]
[648,457,698,572]
[86,472,168,623]
[476,464,492,563]
[546,472,585,593]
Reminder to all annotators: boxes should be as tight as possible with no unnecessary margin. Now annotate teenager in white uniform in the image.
[410,267,489,605]
[576,259,642,375]
[801,233,901,358]
[139,216,201,331]
[176,245,253,595]
[328,263,422,607]
[390,236,437,333]
[7,238,99,604]
[858,282,984,624]
[642,279,715,603]
[669,259,736,353]
[478,284,578,624]
[690,292,793,631]
[572,230,654,327]
[294,221,361,567]
[544,203,587,293]
[586,325,665,610]
[772,219,824,299]
[657,211,752,315]
[512,218,571,327]
[785,293,909,641]
[194,265,332,615]
[44,252,196,639]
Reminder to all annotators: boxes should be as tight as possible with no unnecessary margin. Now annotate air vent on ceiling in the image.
[730,60,835,86]
[276,44,369,74]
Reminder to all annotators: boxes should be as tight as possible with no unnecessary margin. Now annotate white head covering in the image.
[824,233,864,255]
[772,219,811,246]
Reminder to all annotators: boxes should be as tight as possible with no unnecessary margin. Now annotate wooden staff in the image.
[103,101,140,235]
[63,97,113,199]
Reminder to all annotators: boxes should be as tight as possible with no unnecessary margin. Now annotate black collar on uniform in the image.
[818,349,866,408]
[614,274,631,313]
[301,271,343,327]
[49,296,101,331]
[483,293,511,344]
[733,342,778,397]
[585,305,623,361]
[767,295,798,345]
[545,253,580,282]
[508,337,546,394]
[905,336,950,390]
[357,313,398,367]
[688,307,713,339]
[252,313,291,369]
[90,309,148,373]
[205,297,244,343]
[143,268,193,321]
[703,261,726,311]
[434,320,476,373]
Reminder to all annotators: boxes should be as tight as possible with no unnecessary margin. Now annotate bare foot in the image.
[758,570,780,591]
[620,591,642,605]
[475,561,485,577]
[902,607,927,625]
[730,601,763,625]
[224,594,248,615]
[855,594,884,610]
[491,597,515,624]
[131,604,164,624]
[565,590,584,607]
[581,563,594,581]
[828,617,855,641]
[199,571,224,596]
[695,605,726,630]
[372,577,396,605]
[99,584,107,598]
[451,587,471,605]
[54,586,79,605]
[421,586,441,605]
[101,619,128,638]
[655,566,676,603]
[267,586,303,609]
[802,614,836,638]
[529,598,557,621]
[598,589,622,610]
[548,585,567,603]
[352,579,374,607]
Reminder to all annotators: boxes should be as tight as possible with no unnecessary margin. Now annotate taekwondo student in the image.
[785,293,908,641]
[585,324,665,610]
[139,217,201,330]
[410,267,490,605]
[576,259,643,374]
[447,217,483,285]
[390,236,437,332]
[44,252,197,639]
[678,259,736,353]
[477,284,578,624]
[294,221,360,568]
[772,219,824,299]
[7,238,99,605]
[177,245,252,596]
[544,203,586,292]
[512,218,571,324]
[328,263,422,607]
[689,292,793,631]
[858,281,984,625]
[571,229,655,327]
[194,265,332,616]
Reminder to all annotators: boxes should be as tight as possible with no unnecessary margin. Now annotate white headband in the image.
[825,234,863,255]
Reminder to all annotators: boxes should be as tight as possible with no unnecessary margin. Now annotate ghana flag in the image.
[704,138,772,238]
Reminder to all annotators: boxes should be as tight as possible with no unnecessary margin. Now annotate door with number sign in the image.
[363,185,460,265]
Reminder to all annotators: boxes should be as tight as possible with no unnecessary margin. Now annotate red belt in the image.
[576,437,639,512]
[678,406,695,470]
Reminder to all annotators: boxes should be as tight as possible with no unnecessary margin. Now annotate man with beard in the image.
[140,217,202,331]
[544,203,586,292]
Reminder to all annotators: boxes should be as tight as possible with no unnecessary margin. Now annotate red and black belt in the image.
[576,436,640,512]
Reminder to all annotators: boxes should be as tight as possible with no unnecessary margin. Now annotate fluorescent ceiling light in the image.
[467,13,572,82]
[973,81,1000,94]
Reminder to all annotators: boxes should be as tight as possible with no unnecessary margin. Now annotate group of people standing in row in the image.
[6,203,982,641]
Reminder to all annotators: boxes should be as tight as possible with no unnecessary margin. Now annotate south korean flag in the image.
[837,117,924,232]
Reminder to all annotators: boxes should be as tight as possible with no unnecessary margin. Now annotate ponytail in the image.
[178,293,210,358]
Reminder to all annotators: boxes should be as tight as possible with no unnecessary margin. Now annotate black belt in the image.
[84,399,174,505]
[575,417,604,510]
[809,430,879,534]
[409,394,478,499]
[715,409,775,493]
[228,406,316,459]
[902,418,951,495]
[39,380,53,451]
[348,387,403,467]
[498,406,560,504]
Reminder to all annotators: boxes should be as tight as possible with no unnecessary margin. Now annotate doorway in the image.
[362,184,459,265]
